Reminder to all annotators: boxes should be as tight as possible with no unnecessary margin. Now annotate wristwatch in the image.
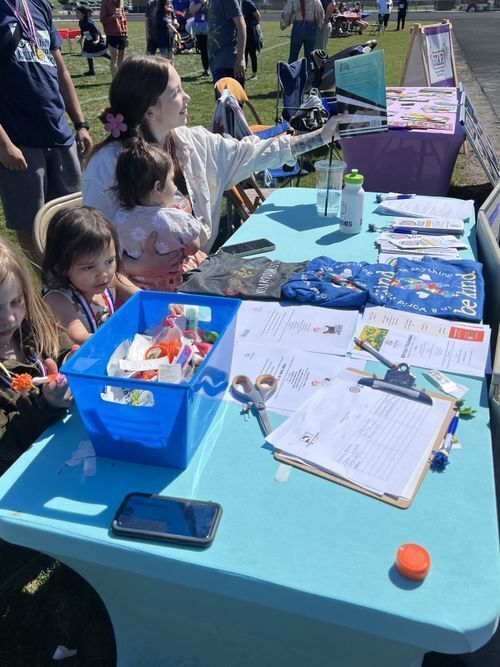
[74,121,90,131]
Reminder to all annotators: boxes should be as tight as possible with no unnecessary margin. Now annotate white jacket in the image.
[82,126,295,252]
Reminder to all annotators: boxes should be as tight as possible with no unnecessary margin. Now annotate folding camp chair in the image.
[33,191,82,258]
[214,77,281,135]
[275,58,309,123]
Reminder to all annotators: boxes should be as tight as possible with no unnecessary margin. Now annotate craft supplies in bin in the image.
[61,292,241,469]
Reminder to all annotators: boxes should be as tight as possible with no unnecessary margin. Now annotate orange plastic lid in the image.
[396,543,431,581]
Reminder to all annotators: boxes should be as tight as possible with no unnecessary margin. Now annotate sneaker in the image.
[200,71,210,78]
[84,71,96,76]
[250,74,257,80]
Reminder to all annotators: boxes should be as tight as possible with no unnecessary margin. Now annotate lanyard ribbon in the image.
[4,0,40,46]
[71,288,115,334]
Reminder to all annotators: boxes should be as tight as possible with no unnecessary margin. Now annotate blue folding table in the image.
[0,189,498,666]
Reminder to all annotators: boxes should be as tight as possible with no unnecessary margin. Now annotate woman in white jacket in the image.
[83,55,339,279]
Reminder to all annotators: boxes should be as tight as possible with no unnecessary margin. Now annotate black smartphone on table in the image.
[111,492,223,547]
[222,238,276,257]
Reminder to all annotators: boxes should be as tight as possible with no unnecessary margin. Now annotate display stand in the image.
[401,21,458,88]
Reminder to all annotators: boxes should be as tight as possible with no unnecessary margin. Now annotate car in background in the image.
[463,0,499,10]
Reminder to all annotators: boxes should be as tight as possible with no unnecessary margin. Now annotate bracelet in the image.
[74,121,90,132]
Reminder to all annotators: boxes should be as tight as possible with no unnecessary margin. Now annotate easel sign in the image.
[459,85,500,186]
[401,21,458,88]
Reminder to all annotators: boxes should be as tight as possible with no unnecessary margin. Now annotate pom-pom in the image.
[431,450,449,471]
[11,373,35,393]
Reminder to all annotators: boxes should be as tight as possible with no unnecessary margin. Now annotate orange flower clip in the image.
[11,373,60,393]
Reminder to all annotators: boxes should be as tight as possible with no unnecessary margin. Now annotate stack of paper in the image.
[267,368,452,500]
[375,196,475,222]
[350,306,491,378]
[225,301,364,416]
[376,232,465,260]
[387,217,464,235]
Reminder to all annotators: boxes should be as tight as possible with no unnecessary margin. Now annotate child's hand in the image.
[184,238,201,257]
[168,304,185,316]
[41,359,73,410]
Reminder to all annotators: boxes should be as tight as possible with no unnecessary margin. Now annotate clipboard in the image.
[273,367,456,509]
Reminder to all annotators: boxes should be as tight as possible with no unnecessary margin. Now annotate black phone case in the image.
[111,492,222,547]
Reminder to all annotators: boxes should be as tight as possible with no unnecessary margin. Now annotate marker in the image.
[358,377,433,405]
[353,337,396,368]
[376,193,416,203]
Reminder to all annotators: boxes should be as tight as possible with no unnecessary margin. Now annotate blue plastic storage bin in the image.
[61,292,241,469]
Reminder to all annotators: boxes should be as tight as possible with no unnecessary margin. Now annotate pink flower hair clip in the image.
[104,113,128,138]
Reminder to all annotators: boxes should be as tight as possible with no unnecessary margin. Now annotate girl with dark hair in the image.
[42,206,138,344]
[82,55,340,281]
[113,138,204,291]
[145,0,178,61]
[75,4,110,76]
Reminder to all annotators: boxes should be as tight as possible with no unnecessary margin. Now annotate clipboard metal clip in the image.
[357,363,433,405]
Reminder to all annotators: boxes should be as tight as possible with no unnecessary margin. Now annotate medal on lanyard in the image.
[5,0,45,60]
[71,288,115,333]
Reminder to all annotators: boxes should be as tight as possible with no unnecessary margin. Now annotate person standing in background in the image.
[0,0,92,263]
[280,0,324,65]
[100,0,128,77]
[315,0,334,53]
[242,0,260,80]
[208,0,246,87]
[396,0,407,30]
[76,4,110,76]
[189,0,209,77]
[376,0,392,30]
[145,0,160,53]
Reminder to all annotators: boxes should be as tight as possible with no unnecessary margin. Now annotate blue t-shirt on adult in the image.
[0,0,73,149]
[208,0,242,72]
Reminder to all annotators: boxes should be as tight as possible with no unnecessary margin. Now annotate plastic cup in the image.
[315,159,346,218]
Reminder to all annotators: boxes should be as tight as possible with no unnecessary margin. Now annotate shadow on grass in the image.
[0,552,115,667]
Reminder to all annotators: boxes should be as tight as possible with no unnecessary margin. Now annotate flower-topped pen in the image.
[431,414,459,471]
[104,113,128,138]
[10,373,62,394]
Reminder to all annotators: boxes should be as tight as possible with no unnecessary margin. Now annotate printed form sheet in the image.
[234,301,358,357]
[225,342,366,415]
[267,369,451,498]
[350,307,490,378]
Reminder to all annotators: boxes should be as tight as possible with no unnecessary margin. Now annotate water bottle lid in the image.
[345,169,364,185]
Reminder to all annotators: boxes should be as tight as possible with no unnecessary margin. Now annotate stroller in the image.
[173,10,197,54]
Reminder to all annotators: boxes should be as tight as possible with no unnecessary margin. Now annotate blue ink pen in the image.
[376,193,416,203]
[432,415,459,470]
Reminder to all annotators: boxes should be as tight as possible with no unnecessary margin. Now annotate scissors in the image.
[230,374,277,436]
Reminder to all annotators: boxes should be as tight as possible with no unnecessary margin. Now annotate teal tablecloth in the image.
[0,190,497,667]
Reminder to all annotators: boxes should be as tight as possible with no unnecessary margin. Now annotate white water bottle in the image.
[340,169,365,235]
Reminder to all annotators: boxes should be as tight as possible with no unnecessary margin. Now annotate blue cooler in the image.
[61,292,241,469]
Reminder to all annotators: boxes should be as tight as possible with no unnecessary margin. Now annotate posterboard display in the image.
[459,86,500,187]
[401,21,458,88]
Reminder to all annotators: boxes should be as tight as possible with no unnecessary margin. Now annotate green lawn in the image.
[0,20,421,238]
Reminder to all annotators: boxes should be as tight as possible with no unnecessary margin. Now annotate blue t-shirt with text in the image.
[208,0,242,72]
[0,0,73,149]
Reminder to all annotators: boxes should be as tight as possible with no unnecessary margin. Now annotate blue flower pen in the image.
[432,415,459,471]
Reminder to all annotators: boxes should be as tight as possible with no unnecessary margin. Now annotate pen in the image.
[358,377,433,405]
[432,415,459,470]
[353,337,396,368]
[376,193,416,203]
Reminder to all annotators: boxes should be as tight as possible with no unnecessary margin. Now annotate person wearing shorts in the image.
[100,0,128,77]
[0,0,92,263]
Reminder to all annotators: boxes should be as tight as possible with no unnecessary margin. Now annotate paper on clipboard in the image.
[267,368,452,499]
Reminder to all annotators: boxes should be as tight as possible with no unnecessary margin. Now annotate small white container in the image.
[340,169,365,235]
